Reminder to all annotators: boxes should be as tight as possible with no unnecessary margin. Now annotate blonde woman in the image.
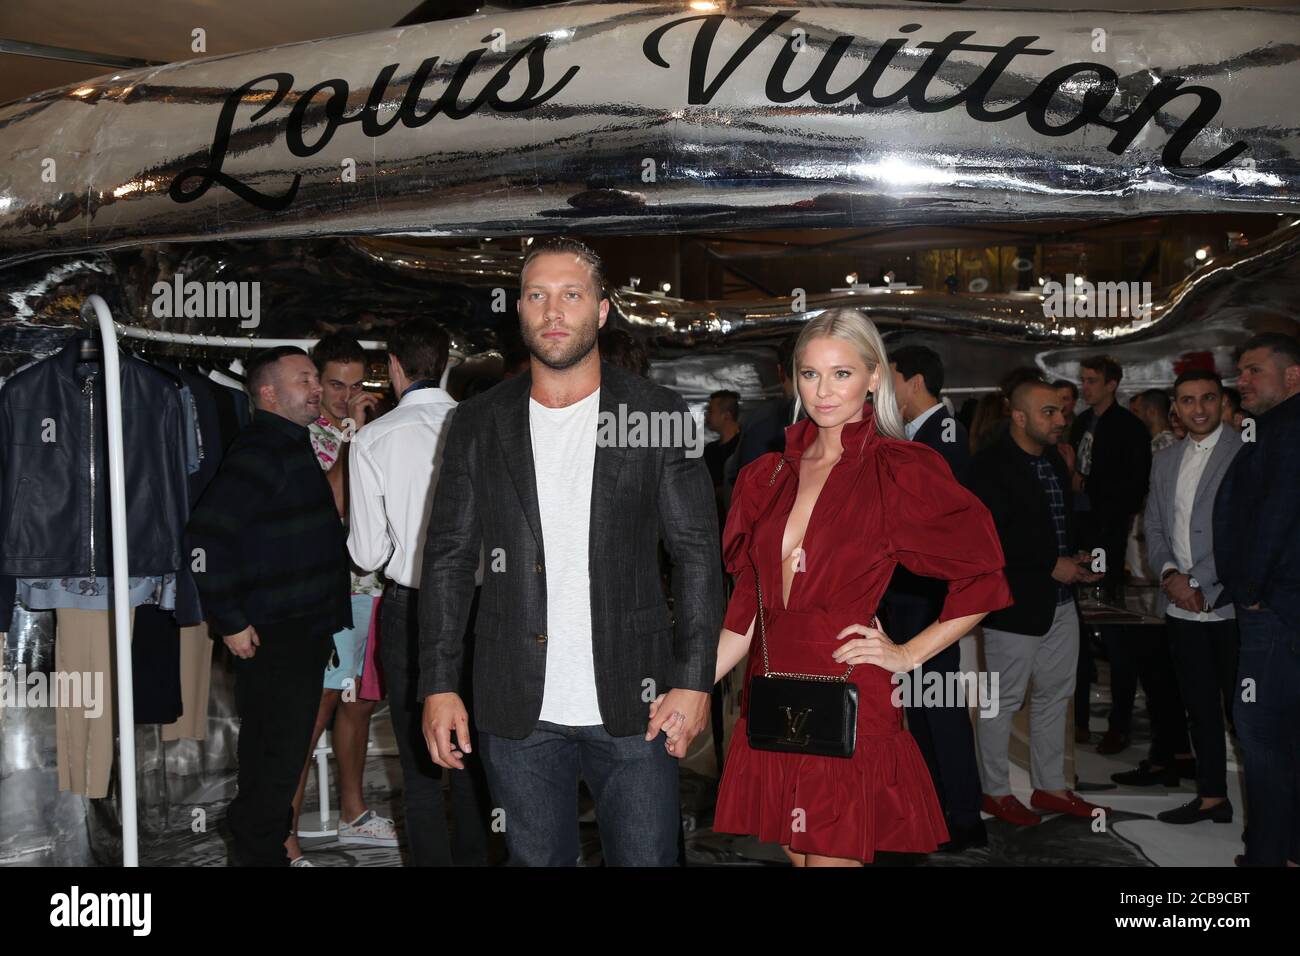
[662,309,1011,866]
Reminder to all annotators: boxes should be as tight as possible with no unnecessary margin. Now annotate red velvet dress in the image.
[712,405,1012,862]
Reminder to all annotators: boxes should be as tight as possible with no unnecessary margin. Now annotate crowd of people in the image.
[186,235,1300,868]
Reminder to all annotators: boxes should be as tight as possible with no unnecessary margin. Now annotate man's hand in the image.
[645,688,709,759]
[1163,572,1195,603]
[422,692,471,770]
[223,625,260,659]
[1052,557,1086,584]
[1058,443,1077,474]
[1071,471,1086,494]
[346,391,381,430]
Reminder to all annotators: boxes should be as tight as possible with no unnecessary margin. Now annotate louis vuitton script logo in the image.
[169,9,1247,213]
[643,11,1247,178]
[779,705,813,746]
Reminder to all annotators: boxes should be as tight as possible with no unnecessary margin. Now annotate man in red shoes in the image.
[969,379,1112,826]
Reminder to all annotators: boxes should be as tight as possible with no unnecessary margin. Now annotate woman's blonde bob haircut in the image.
[789,308,907,441]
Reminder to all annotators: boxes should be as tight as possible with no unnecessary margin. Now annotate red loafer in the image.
[1031,789,1112,819]
[981,793,1041,826]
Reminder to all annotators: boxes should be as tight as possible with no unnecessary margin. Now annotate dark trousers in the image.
[1075,607,1097,731]
[228,625,333,867]
[1103,623,1189,760]
[1076,512,1133,730]
[1166,615,1239,799]
[381,584,493,866]
[1235,607,1300,866]
[479,720,680,866]
[884,590,984,829]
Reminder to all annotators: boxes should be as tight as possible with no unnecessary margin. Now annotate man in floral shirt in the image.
[284,333,396,864]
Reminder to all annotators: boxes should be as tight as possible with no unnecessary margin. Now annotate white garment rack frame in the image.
[79,295,465,866]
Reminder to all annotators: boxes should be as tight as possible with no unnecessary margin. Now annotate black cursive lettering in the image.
[644,11,1248,178]
[169,34,579,210]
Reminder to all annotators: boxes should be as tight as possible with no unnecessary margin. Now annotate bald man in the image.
[186,346,352,867]
[969,380,1108,826]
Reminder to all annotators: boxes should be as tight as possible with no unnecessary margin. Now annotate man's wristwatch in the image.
[1189,576,1201,590]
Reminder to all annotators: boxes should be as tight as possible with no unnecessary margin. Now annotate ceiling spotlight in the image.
[846,272,858,285]
[1195,247,1209,261]
[1038,277,1045,286]
[1074,275,1084,287]
[661,282,672,293]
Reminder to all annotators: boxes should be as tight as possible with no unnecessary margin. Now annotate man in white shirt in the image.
[418,237,723,866]
[1141,369,1243,824]
[348,318,490,865]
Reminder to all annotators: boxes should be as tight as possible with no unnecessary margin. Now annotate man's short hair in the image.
[1236,332,1300,368]
[891,344,945,398]
[521,236,606,297]
[1000,366,1046,399]
[246,346,308,399]
[598,326,650,377]
[709,389,740,422]
[1174,369,1223,393]
[776,334,797,378]
[1136,388,1171,419]
[1080,354,1123,385]
[1010,378,1055,414]
[1222,385,1242,411]
[1051,378,1079,401]
[311,332,366,372]
[387,318,450,382]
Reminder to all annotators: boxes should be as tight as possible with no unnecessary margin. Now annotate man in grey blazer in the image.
[417,237,723,866]
[1143,369,1243,824]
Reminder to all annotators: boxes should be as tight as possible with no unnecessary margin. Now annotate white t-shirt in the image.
[530,387,603,726]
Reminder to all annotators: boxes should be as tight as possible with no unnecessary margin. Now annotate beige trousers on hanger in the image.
[54,607,134,799]
[161,623,212,742]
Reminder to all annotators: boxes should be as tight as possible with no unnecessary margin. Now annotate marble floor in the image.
[133,663,1241,867]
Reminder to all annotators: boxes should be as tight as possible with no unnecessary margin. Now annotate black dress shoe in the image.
[1111,760,1180,787]
[937,820,989,853]
[1157,798,1233,825]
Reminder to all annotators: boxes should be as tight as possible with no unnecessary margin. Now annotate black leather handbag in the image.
[745,458,859,759]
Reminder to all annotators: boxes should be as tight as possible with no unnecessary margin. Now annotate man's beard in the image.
[523,319,599,371]
[1029,425,1062,447]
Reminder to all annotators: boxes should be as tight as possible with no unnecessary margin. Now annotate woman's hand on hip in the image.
[832,618,915,673]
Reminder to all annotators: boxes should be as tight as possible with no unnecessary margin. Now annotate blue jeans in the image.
[1235,606,1300,865]
[479,720,679,866]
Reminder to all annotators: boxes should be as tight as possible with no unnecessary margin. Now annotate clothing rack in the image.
[112,324,388,352]
[78,296,455,866]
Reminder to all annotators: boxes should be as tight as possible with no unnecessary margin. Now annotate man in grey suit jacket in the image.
[417,237,723,866]
[1142,369,1243,824]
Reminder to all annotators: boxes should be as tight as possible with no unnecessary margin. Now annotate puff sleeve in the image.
[883,441,1012,622]
[719,453,778,635]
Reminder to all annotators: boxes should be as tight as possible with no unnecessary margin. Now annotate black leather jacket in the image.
[0,334,189,579]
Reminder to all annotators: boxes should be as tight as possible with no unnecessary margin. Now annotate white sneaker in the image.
[337,809,400,847]
[290,856,316,867]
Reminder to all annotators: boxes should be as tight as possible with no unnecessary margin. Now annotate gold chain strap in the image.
[754,456,853,683]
